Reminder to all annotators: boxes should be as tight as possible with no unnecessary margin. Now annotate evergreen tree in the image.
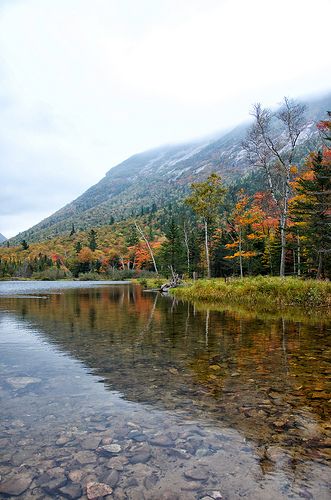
[21,240,29,250]
[70,224,76,236]
[151,202,157,213]
[88,229,97,251]
[126,225,139,246]
[74,241,82,254]
[291,150,331,278]
[159,216,185,274]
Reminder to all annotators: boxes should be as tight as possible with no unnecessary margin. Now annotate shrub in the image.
[32,268,71,280]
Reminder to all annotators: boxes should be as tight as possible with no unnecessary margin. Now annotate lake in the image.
[0,281,330,499]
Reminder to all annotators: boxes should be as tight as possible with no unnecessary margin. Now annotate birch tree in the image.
[134,221,159,274]
[185,173,226,278]
[242,98,306,277]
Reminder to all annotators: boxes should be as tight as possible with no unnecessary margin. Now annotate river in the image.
[0,281,330,499]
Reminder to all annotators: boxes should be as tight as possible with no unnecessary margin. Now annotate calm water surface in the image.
[0,281,330,499]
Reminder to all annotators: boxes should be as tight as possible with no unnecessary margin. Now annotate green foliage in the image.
[88,229,97,251]
[78,272,105,281]
[136,276,164,289]
[291,150,331,277]
[74,241,82,254]
[21,240,29,250]
[158,216,186,275]
[185,173,226,222]
[32,268,71,280]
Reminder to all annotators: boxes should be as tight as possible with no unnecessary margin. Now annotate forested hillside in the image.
[8,93,331,245]
[1,95,330,281]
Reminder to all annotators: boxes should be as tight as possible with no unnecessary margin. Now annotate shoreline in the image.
[170,276,331,310]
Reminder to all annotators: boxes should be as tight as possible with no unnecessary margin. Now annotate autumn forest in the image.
[1,101,330,282]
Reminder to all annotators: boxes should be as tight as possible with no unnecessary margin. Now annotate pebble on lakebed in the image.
[86,481,113,499]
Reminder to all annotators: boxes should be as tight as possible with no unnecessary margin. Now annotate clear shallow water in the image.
[0,281,330,499]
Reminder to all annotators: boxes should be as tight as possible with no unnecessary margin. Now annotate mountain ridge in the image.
[8,92,331,244]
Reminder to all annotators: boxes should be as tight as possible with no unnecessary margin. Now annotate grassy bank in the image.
[134,277,166,289]
[171,276,331,309]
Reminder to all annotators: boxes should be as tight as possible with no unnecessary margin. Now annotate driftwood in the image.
[142,267,182,293]
[160,268,182,293]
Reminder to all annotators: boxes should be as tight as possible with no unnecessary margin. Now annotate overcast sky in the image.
[1,0,330,238]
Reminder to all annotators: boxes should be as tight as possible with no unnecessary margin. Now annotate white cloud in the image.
[0,0,330,237]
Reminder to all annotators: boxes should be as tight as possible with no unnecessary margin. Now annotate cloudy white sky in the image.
[0,0,330,238]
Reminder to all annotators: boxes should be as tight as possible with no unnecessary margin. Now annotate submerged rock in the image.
[129,451,151,464]
[104,469,120,488]
[42,476,67,494]
[81,436,102,450]
[0,475,32,496]
[59,483,82,499]
[184,466,209,481]
[6,377,41,390]
[86,481,113,499]
[98,444,122,456]
[75,450,97,465]
[68,470,85,483]
[149,434,173,447]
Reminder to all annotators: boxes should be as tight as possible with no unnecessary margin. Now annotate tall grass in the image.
[171,276,331,309]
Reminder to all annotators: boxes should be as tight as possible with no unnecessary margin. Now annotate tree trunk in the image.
[297,233,301,277]
[205,309,210,347]
[134,222,158,275]
[317,252,323,279]
[279,214,286,277]
[239,228,243,278]
[183,223,190,276]
[204,219,211,278]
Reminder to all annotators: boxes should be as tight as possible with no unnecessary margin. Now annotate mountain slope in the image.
[0,234,7,244]
[10,93,331,244]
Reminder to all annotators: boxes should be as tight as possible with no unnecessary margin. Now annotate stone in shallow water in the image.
[106,456,128,470]
[143,473,158,490]
[210,491,223,499]
[6,377,41,390]
[86,481,113,499]
[68,470,85,483]
[75,450,97,465]
[98,444,122,456]
[56,435,72,446]
[42,476,67,494]
[181,481,201,490]
[59,483,82,499]
[104,469,120,488]
[0,475,32,496]
[149,435,173,447]
[81,436,102,450]
[184,466,209,481]
[129,451,151,464]
[199,491,223,500]
[157,491,180,500]
[47,466,66,478]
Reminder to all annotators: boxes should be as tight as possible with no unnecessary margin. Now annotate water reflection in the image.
[0,282,330,499]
